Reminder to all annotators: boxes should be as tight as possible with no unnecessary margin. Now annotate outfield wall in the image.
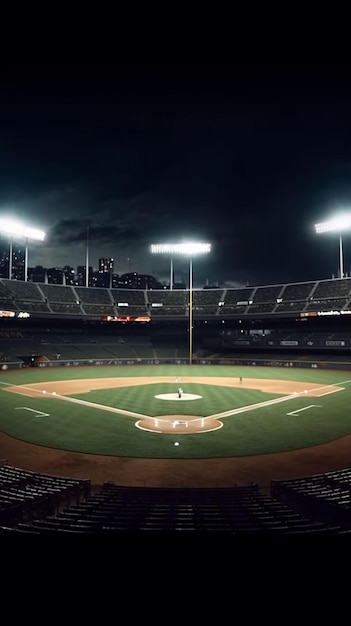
[0,361,25,371]
[0,356,347,372]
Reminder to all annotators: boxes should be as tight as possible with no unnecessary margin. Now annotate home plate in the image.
[155,393,202,401]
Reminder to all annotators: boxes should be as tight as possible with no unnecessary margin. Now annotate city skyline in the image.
[3,236,351,290]
[2,60,351,286]
[0,237,213,288]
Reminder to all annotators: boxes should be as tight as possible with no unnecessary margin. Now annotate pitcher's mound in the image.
[155,393,202,401]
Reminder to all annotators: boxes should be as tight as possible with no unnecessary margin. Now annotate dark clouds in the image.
[1,60,351,285]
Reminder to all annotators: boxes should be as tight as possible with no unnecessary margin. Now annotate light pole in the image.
[315,214,351,279]
[25,237,29,282]
[86,226,89,287]
[9,236,13,279]
[0,218,46,281]
[150,242,211,364]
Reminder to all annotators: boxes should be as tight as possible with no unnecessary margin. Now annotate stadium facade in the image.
[2,275,351,363]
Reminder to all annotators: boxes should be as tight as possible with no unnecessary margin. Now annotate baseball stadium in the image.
[2,274,351,535]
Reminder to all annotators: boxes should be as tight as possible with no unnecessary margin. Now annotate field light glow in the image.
[151,242,211,255]
[315,215,351,234]
[0,218,46,241]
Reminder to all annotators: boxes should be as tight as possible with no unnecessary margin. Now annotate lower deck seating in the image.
[0,475,349,535]
[271,468,351,525]
[0,462,90,525]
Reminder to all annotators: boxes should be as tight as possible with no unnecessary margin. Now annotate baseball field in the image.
[1,363,351,488]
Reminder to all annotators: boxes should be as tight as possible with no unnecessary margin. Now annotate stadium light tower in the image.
[315,213,351,279]
[0,218,46,281]
[150,242,211,364]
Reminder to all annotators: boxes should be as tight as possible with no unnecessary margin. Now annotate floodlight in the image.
[315,215,351,234]
[315,213,351,279]
[0,218,46,281]
[151,242,211,256]
[0,218,46,241]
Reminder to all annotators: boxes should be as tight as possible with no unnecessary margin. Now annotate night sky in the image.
[1,59,351,288]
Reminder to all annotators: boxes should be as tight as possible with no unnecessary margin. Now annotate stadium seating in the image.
[271,468,351,526]
[0,465,349,535]
[0,463,90,528]
[2,276,351,320]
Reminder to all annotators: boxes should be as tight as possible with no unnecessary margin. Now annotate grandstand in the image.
[1,463,351,535]
[1,276,351,321]
[2,275,351,363]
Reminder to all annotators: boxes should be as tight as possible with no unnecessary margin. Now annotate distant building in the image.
[28,265,46,283]
[96,258,114,287]
[12,248,25,281]
[47,267,64,284]
[0,248,9,279]
[63,266,75,285]
[77,265,93,287]
[118,272,163,289]
[99,257,114,274]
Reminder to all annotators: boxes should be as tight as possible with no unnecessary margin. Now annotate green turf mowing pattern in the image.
[1,364,351,458]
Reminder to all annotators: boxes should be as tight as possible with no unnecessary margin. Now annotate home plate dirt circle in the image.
[136,415,223,434]
[155,393,202,401]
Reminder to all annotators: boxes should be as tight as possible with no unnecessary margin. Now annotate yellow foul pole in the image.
[189,257,193,365]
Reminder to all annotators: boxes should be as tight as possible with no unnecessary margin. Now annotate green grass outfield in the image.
[1,364,351,459]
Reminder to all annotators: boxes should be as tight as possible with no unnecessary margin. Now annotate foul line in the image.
[209,380,351,421]
[210,392,302,420]
[0,380,150,420]
[317,389,342,397]
[47,392,151,420]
